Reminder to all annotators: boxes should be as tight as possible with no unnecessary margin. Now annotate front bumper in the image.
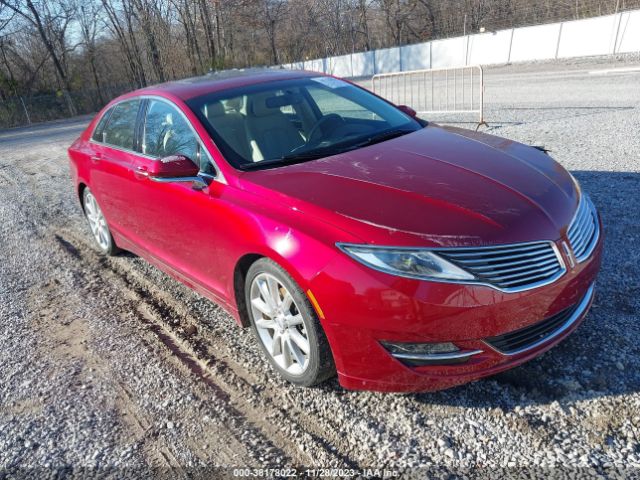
[309,235,603,393]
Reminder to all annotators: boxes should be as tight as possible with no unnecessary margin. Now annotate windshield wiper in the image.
[240,151,330,171]
[241,128,416,171]
[351,128,415,149]
[241,147,350,171]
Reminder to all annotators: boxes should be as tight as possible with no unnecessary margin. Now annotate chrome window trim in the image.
[567,195,600,263]
[336,240,567,294]
[91,105,115,142]
[483,283,595,356]
[89,95,227,185]
[89,138,157,160]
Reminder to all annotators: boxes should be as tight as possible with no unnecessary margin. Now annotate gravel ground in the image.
[1,56,639,478]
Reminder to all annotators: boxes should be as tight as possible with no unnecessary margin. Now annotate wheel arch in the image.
[233,253,265,328]
[78,182,87,211]
[231,242,332,328]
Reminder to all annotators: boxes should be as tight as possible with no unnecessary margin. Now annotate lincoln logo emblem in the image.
[562,241,576,268]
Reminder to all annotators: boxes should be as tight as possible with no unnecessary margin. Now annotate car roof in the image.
[131,68,320,102]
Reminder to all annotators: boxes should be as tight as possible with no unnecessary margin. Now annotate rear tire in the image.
[245,258,335,387]
[82,188,120,256]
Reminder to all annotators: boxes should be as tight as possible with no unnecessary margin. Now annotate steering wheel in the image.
[306,114,345,145]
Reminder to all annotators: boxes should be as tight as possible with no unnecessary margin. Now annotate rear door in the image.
[89,98,143,236]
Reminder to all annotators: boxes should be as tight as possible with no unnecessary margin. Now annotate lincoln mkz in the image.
[68,69,602,392]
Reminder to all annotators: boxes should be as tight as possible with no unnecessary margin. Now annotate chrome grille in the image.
[567,195,599,263]
[438,242,565,292]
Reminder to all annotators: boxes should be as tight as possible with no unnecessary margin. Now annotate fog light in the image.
[380,341,482,367]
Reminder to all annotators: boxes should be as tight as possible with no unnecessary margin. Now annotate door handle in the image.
[134,166,149,179]
[90,154,101,163]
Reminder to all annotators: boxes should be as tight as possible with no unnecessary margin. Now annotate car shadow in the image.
[404,170,640,409]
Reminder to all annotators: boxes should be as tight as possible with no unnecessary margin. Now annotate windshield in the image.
[186,76,423,170]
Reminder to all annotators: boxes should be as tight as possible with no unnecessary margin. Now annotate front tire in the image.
[82,188,119,256]
[245,258,335,387]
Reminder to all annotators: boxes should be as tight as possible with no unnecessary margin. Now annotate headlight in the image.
[337,244,475,282]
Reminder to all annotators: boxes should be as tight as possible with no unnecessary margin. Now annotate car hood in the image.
[241,125,579,247]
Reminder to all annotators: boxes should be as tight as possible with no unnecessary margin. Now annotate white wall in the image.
[279,9,640,78]
[328,54,352,77]
[616,10,640,53]
[467,30,512,66]
[430,36,467,68]
[557,14,619,58]
[375,47,400,74]
[351,51,375,77]
[400,43,431,71]
[509,23,562,62]
[305,59,325,73]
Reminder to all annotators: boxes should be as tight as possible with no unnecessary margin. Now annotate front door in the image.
[125,98,230,298]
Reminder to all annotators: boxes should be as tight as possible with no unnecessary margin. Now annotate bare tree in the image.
[2,0,640,128]
[1,0,77,114]
[77,1,105,105]
[129,0,166,82]
[240,0,286,64]
[101,0,147,87]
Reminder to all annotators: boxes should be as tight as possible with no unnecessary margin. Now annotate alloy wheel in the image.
[83,190,110,252]
[249,272,310,375]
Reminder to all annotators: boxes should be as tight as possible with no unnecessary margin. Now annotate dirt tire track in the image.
[54,227,363,468]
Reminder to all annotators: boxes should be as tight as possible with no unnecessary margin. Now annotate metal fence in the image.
[372,65,485,126]
[0,85,130,130]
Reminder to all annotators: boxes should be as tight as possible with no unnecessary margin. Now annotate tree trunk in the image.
[24,0,76,115]
[268,19,278,64]
[123,0,149,86]
[358,0,371,50]
[198,0,216,68]
[89,53,105,107]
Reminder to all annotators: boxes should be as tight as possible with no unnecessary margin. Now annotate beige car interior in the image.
[203,90,313,162]
[160,113,174,154]
[204,100,252,160]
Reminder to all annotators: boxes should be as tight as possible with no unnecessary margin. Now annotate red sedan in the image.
[68,69,602,392]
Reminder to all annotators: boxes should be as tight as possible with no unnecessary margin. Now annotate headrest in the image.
[224,97,243,112]
[205,101,226,118]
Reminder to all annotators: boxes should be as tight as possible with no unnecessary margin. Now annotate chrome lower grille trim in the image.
[437,241,566,293]
[390,349,484,367]
[484,284,595,356]
[567,195,599,263]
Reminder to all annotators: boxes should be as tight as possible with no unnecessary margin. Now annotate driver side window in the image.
[143,99,199,161]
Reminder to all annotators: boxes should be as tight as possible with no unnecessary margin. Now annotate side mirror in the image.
[397,105,417,118]
[150,154,200,178]
[148,154,211,190]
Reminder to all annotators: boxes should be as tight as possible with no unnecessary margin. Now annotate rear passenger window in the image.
[102,100,141,150]
[92,107,114,142]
